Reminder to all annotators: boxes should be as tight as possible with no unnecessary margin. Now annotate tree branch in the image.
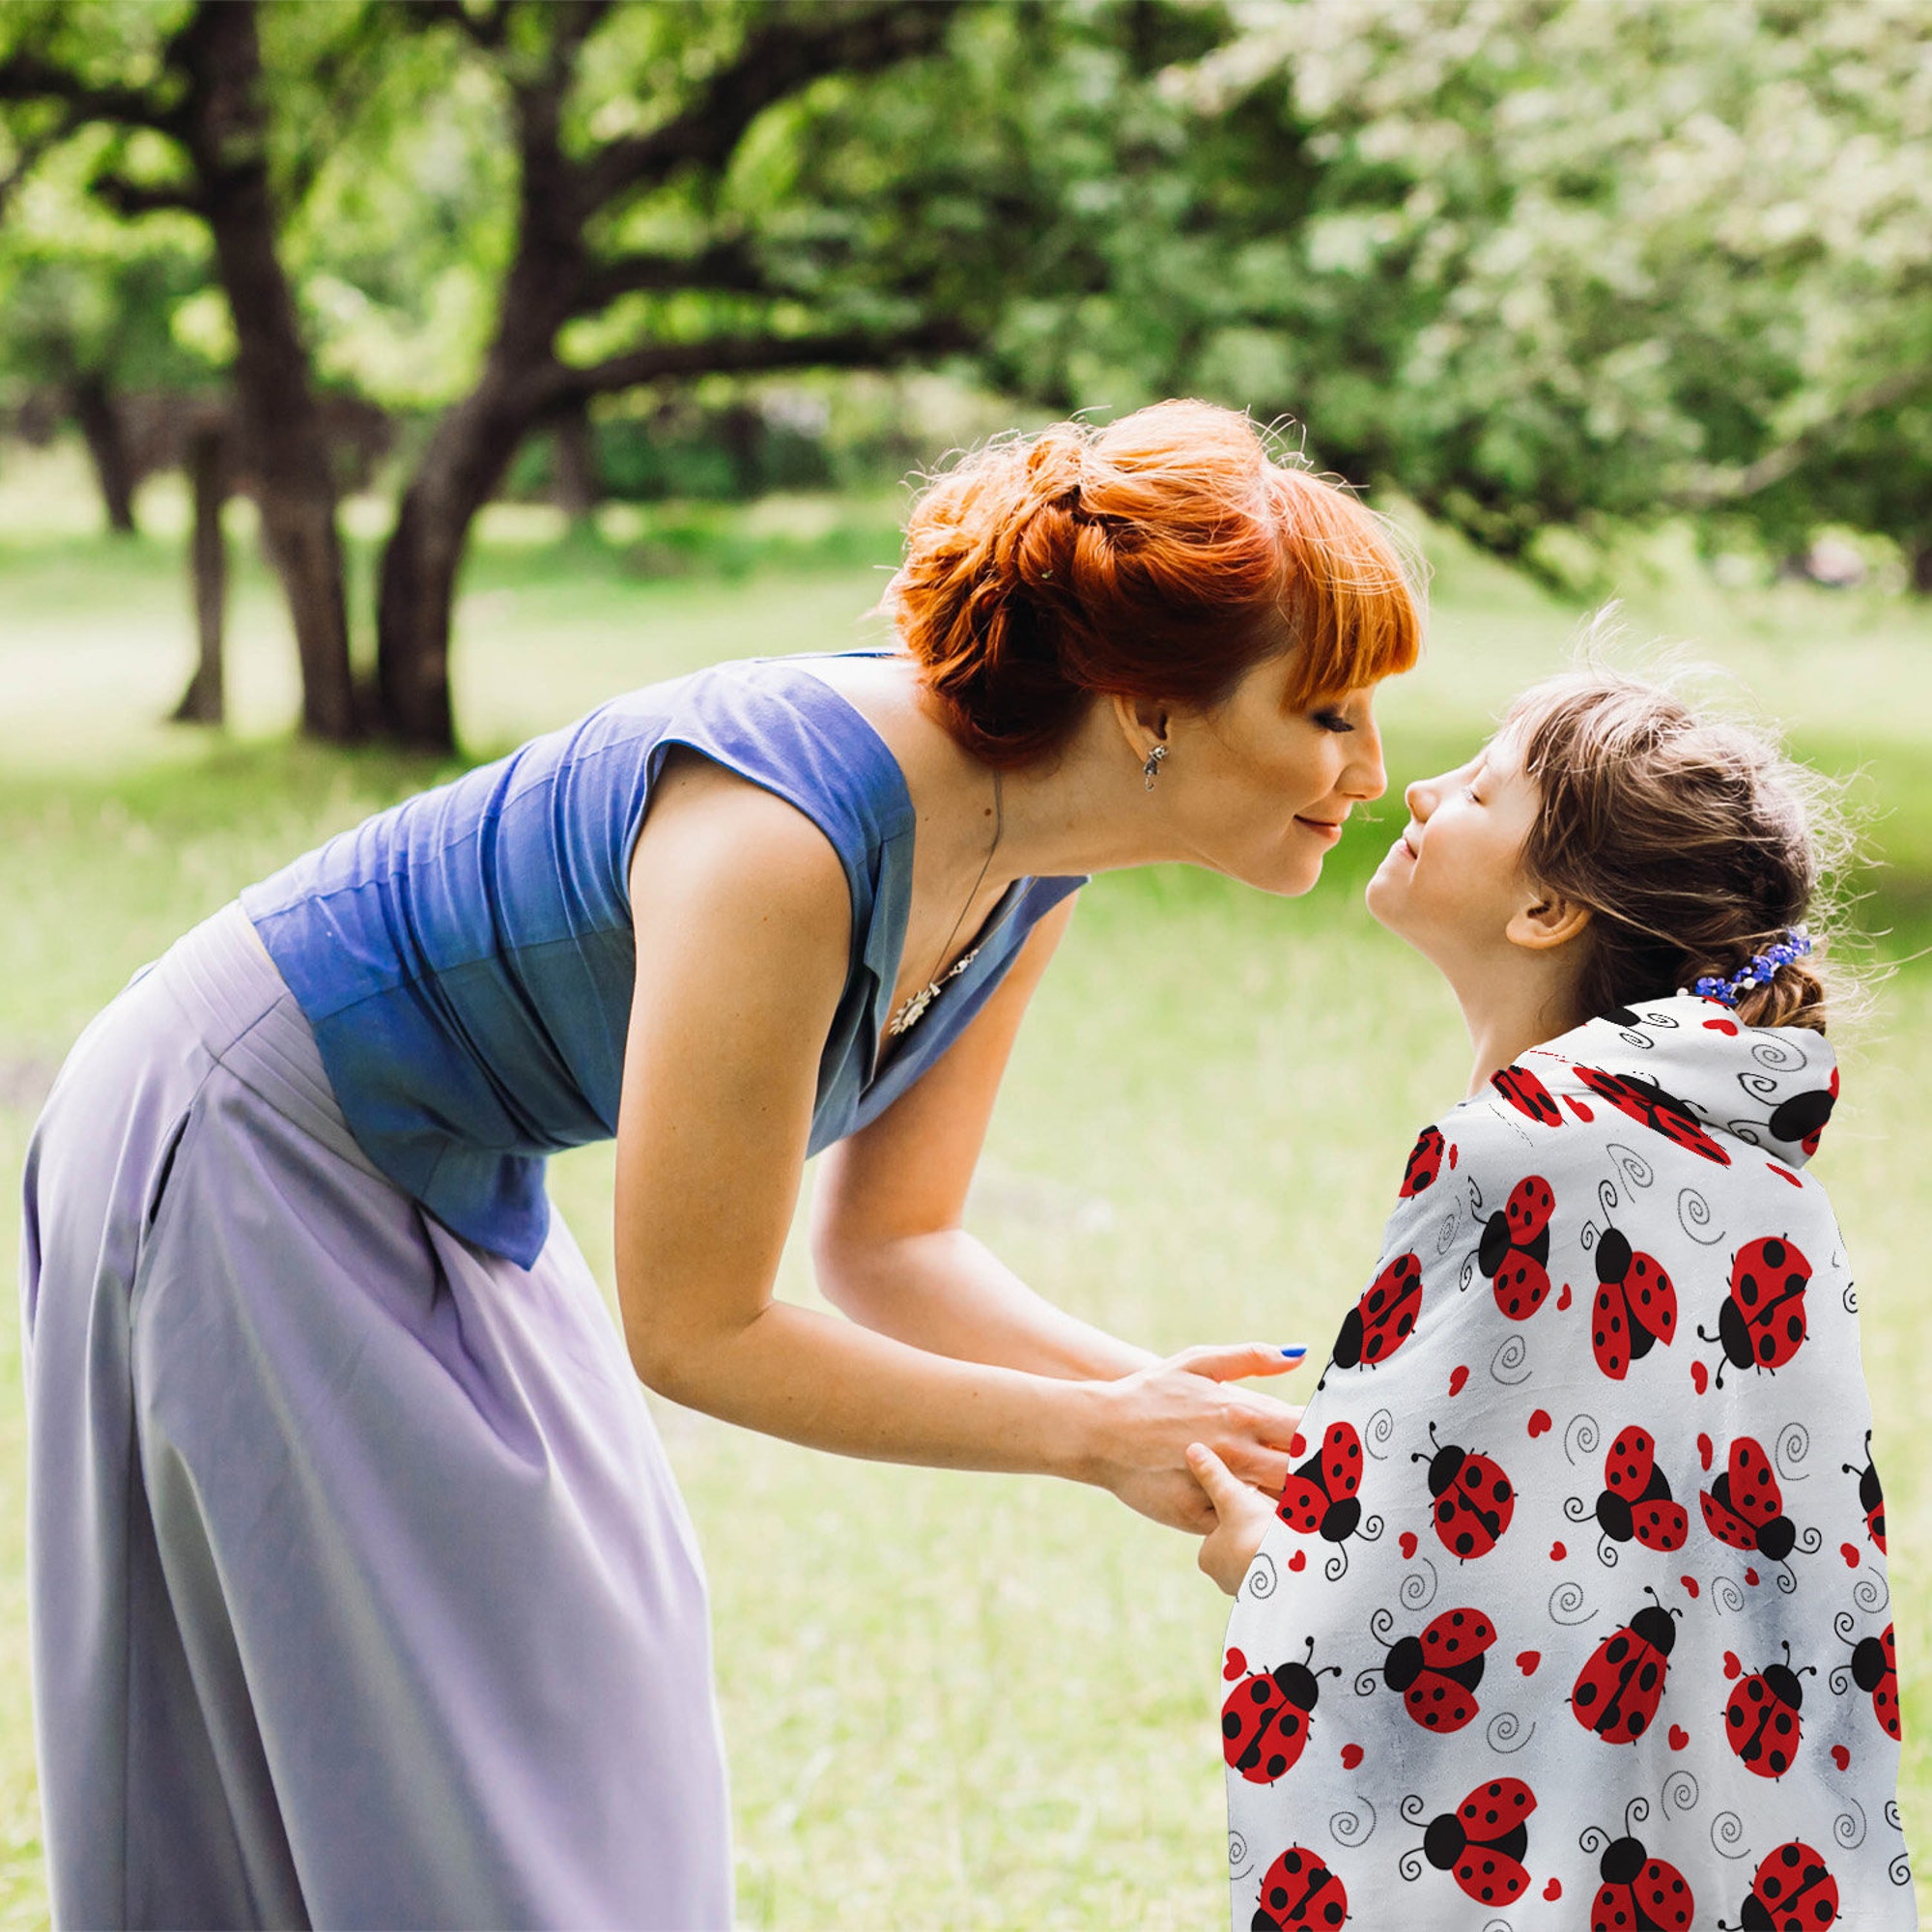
[89,166,207,219]
[0,49,186,137]
[574,238,785,312]
[541,316,975,406]
[580,1,963,216]
[1682,366,1932,506]
[397,0,511,52]
[0,117,66,220]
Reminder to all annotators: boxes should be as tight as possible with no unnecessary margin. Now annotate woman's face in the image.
[1158,654,1391,896]
[1365,727,1543,966]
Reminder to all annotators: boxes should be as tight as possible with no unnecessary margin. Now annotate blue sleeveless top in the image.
[241,652,1085,1267]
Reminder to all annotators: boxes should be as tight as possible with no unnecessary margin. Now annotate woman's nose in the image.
[1344,722,1388,802]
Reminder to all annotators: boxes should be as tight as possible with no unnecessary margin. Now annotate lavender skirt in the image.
[18,903,732,1929]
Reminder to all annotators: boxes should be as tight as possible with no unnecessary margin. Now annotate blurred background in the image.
[1,1,1928,1924]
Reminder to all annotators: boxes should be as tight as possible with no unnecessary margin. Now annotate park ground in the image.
[1,443,1929,1927]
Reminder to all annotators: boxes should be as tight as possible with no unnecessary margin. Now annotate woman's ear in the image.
[1110,692,1170,764]
[1505,889,1592,953]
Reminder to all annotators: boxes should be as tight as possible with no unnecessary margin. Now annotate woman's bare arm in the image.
[612,755,1302,1531]
[810,895,1158,1380]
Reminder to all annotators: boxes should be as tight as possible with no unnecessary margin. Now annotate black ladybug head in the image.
[1383,1634,1424,1694]
[1632,1586,1681,1657]
[1853,1635,1889,1694]
[1844,1432,1881,1513]
[1762,1642,1809,1712]
[1595,1226,1633,1286]
[1274,1635,1341,1711]
[1478,1209,1512,1279]
[1601,1833,1647,1887]
[1332,1305,1364,1371]
[1596,1490,1634,1543]
[1756,1510,1797,1564]
[1769,1086,1834,1146]
[1423,1812,1466,1870]
[1413,1422,1465,1497]
[1321,1495,1362,1544]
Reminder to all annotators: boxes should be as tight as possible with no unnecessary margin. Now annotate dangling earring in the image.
[1143,744,1167,790]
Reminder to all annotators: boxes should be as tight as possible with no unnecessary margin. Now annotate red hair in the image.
[883,399,1424,767]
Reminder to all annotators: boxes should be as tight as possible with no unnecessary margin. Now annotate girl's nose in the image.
[1405,774,1436,821]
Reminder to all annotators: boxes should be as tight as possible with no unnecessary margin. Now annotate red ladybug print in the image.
[1842,1431,1886,1552]
[1700,1436,1814,1569]
[1479,1176,1555,1320]
[1575,1065,1731,1166]
[1835,1619,1900,1743]
[1222,1637,1343,1785]
[1253,1844,1349,1929]
[1492,1064,1562,1127]
[1717,1840,1838,1931]
[1400,1126,1446,1198]
[1586,1804,1695,1932]
[1571,1586,1679,1744]
[1769,1067,1837,1157]
[1332,1253,1423,1371]
[1725,1642,1816,1780]
[1418,1777,1537,1909]
[1412,1422,1515,1561]
[1698,1236,1812,1386]
[1369,1604,1495,1733]
[1590,1225,1678,1378]
[1577,1426,1689,1557]
[1276,1422,1364,1546]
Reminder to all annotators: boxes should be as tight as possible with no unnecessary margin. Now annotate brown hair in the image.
[1503,668,1854,1034]
[881,399,1424,768]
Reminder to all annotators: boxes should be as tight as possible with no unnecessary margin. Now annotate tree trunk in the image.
[71,371,138,534]
[181,2,357,742]
[172,424,227,724]
[551,393,600,527]
[1911,535,1932,597]
[377,379,542,749]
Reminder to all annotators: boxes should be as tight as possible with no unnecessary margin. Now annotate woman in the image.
[19,399,1422,1927]
[1189,668,1913,1929]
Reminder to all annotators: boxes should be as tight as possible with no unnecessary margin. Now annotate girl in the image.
[19,400,1419,1928]
[1189,668,1915,1930]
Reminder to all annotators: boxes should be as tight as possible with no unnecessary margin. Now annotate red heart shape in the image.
[1723,1651,1742,1680]
[1223,1648,1248,1683]
[1704,1018,1739,1035]
[1565,1095,1595,1122]
[1516,1650,1541,1676]
[1341,1744,1365,1770]
[1697,1433,1714,1472]
[1556,1283,1573,1311]
[1842,1543,1861,1569]
[1681,1576,1700,1599]
[1527,1407,1552,1437]
[1399,1531,1418,1560]
[1691,1361,1710,1395]
[1745,1567,1760,1586]
[1288,1549,1307,1572]
[1549,1540,1567,1561]
[1449,1365,1469,1398]
[1448,1143,1460,1169]
[1668,1724,1690,1750]
[1833,1745,1851,1771]
[1289,1432,1306,1459]
[1544,1878,1563,1901]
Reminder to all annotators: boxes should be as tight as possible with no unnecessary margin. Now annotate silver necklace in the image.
[887,769,1004,1037]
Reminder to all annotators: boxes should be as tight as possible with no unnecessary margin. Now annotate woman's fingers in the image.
[1174,1341,1308,1382]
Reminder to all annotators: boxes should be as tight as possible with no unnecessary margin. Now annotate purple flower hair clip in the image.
[1692,926,1813,1008]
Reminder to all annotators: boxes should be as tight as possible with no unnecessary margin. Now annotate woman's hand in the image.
[1080,1343,1305,1533]
[1186,1441,1282,1594]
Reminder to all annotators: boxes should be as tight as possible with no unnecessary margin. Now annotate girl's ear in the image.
[1506,889,1592,953]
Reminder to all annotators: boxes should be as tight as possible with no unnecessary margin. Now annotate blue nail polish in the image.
[1281,1346,1307,1358]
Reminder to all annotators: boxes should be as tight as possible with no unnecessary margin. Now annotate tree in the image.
[0,0,361,735]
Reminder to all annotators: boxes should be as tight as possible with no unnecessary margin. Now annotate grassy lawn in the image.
[1,442,1929,1927]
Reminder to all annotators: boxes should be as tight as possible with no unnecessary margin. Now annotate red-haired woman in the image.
[20,400,1422,1928]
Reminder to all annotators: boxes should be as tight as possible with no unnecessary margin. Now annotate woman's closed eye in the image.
[1313,709,1355,734]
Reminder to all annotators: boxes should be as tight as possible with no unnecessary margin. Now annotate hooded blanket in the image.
[1224,997,1914,1931]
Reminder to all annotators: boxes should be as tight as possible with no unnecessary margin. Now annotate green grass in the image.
[2,440,1930,1926]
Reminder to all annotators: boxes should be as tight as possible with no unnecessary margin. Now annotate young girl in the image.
[1188,669,1915,1930]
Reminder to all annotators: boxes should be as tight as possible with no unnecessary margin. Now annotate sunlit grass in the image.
[2,442,1928,1925]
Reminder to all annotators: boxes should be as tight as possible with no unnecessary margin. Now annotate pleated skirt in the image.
[18,902,732,1929]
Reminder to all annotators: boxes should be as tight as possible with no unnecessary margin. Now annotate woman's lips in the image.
[1295,815,1343,844]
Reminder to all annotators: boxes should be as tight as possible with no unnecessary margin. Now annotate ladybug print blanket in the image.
[1224,998,1914,1931]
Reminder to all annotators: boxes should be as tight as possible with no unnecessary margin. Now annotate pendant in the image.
[886,948,980,1038]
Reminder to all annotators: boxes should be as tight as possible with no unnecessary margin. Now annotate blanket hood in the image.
[1516,994,1839,1172]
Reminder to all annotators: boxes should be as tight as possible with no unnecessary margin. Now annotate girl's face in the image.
[1157,657,1391,897]
[1365,728,1544,965]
